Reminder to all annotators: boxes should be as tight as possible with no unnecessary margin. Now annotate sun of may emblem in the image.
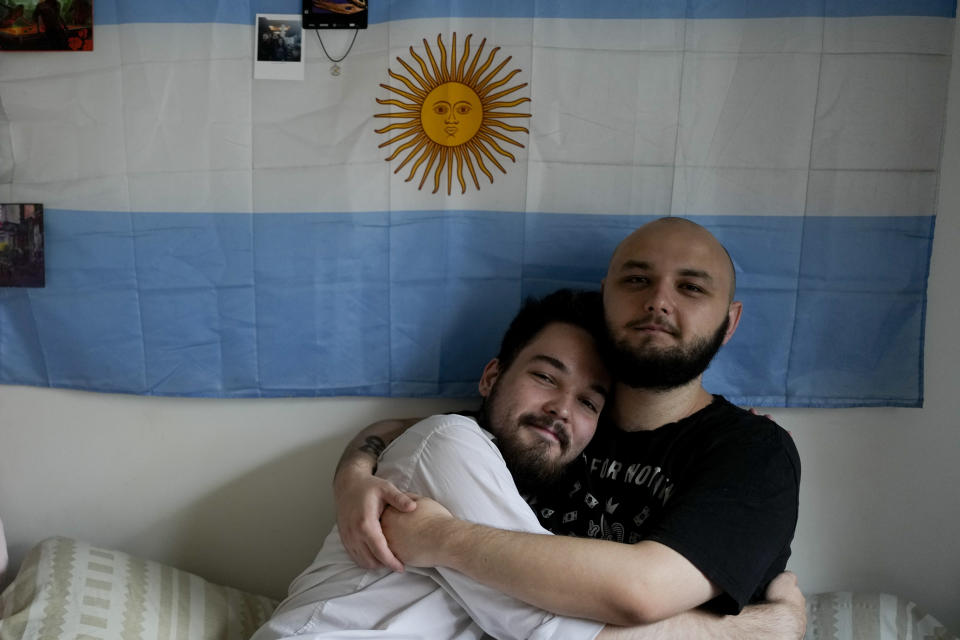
[375,33,532,195]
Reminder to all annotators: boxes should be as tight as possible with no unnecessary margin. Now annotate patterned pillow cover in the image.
[0,537,277,640]
[804,592,958,640]
[1,537,957,640]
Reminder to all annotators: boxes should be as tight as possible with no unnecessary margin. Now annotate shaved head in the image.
[608,217,737,302]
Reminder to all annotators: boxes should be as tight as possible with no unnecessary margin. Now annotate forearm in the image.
[333,418,419,480]
[427,519,713,626]
[331,417,424,571]
[598,600,806,640]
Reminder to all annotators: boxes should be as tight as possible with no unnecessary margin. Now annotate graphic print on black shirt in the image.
[528,396,801,613]
[531,456,675,544]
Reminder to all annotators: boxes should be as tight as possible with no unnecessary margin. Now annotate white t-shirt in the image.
[252,414,604,640]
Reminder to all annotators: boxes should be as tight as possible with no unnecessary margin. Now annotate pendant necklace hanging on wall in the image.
[316,29,359,76]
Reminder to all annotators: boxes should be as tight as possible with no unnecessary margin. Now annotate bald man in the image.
[335,217,802,633]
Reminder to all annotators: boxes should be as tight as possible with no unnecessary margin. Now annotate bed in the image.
[1,537,956,640]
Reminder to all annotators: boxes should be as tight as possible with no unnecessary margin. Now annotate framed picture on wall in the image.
[302,0,367,29]
[0,203,44,288]
[0,0,94,51]
[254,13,305,81]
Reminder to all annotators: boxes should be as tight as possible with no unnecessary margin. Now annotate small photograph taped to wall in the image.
[302,0,367,29]
[0,203,44,288]
[0,0,93,51]
[254,14,304,81]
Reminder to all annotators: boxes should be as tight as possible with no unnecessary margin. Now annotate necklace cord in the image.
[315,28,359,63]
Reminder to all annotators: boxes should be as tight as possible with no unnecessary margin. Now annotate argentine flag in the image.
[0,0,953,406]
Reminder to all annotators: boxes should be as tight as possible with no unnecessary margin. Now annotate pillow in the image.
[0,517,8,588]
[0,537,278,640]
[5,538,956,640]
[805,591,959,640]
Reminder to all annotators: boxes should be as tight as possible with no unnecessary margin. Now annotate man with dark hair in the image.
[253,290,615,638]
[476,289,608,495]
[335,217,804,635]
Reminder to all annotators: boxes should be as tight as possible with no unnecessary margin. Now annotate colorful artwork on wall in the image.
[0,204,44,288]
[0,0,92,51]
[302,0,367,29]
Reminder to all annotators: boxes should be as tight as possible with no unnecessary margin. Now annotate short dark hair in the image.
[495,288,606,372]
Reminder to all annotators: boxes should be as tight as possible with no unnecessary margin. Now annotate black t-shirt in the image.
[529,395,801,614]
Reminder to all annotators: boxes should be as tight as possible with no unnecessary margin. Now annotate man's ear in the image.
[722,301,743,345]
[478,358,501,398]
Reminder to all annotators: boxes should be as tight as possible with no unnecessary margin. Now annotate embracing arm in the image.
[382,499,805,637]
[333,417,419,477]
[332,417,421,570]
[387,513,715,625]
[597,572,806,640]
[382,420,800,625]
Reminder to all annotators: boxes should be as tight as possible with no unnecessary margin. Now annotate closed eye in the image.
[531,371,555,385]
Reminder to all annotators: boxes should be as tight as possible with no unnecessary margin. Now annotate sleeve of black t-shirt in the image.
[644,420,801,614]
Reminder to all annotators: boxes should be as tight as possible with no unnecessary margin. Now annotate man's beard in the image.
[498,429,568,495]
[608,315,729,391]
[478,388,571,495]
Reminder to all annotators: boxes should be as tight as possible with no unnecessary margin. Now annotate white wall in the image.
[3,20,960,635]
[0,391,465,598]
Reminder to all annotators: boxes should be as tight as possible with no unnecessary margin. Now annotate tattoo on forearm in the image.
[358,435,386,458]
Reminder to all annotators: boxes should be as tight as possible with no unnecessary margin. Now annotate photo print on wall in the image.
[255,13,305,80]
[0,0,93,51]
[0,204,45,288]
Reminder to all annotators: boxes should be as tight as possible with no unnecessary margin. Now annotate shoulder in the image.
[689,397,801,481]
[708,397,793,442]
[395,413,500,463]
[381,413,480,460]
[377,413,504,490]
[406,413,488,443]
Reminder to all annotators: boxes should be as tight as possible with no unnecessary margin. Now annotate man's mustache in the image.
[625,315,679,335]
[520,412,571,450]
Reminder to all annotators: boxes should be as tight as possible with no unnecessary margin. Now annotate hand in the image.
[333,465,416,572]
[764,571,807,639]
[748,407,774,421]
[381,496,455,568]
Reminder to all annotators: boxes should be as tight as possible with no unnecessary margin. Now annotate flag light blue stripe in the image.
[687,1,826,19]
[91,0,957,25]
[0,209,933,407]
[826,0,956,17]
